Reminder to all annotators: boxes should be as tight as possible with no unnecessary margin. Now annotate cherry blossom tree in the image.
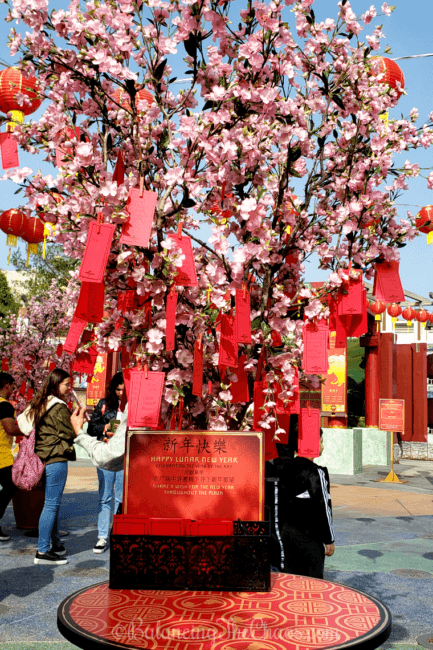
[2,0,433,431]
[0,282,72,411]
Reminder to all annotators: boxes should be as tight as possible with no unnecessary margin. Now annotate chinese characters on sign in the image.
[124,431,263,521]
[379,399,405,433]
[86,353,109,406]
[321,347,347,415]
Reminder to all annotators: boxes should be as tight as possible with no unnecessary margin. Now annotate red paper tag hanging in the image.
[344,289,368,337]
[79,222,116,284]
[72,349,97,374]
[264,428,279,462]
[0,133,19,169]
[113,151,125,186]
[298,406,321,458]
[19,381,26,396]
[302,321,329,374]
[374,260,405,303]
[63,316,87,355]
[235,289,252,343]
[119,188,157,248]
[337,273,363,316]
[275,413,291,445]
[167,233,198,287]
[75,282,105,323]
[124,368,165,429]
[2,358,9,371]
[166,288,178,351]
[120,346,131,369]
[26,387,34,401]
[219,314,238,368]
[49,361,56,372]
[192,337,204,397]
[230,353,250,403]
[117,290,137,314]
[328,295,347,348]
[253,380,266,430]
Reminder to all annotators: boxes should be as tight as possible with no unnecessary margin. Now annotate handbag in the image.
[12,428,45,491]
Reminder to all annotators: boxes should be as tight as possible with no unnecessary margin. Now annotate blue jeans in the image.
[97,467,124,539]
[38,461,68,554]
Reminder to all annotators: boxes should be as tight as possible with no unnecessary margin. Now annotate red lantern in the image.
[111,86,153,110]
[402,306,416,325]
[416,309,429,323]
[369,299,386,316]
[21,216,44,266]
[0,208,26,264]
[428,313,433,324]
[387,303,402,318]
[415,206,433,245]
[371,57,405,99]
[0,67,42,128]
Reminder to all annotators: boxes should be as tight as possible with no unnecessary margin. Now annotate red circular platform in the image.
[57,573,391,650]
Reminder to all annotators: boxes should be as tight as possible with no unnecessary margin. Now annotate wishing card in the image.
[166,289,178,351]
[79,222,115,284]
[119,188,157,248]
[298,407,321,458]
[113,151,125,186]
[328,295,347,347]
[235,289,252,343]
[344,289,368,337]
[0,133,19,169]
[167,234,198,287]
[75,282,105,323]
[337,273,363,315]
[117,289,137,314]
[253,380,266,431]
[192,337,204,397]
[230,354,250,403]
[219,314,238,368]
[302,322,329,374]
[63,317,87,355]
[374,260,405,303]
[124,368,165,429]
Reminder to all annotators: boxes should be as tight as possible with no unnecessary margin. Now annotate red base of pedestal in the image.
[57,574,391,650]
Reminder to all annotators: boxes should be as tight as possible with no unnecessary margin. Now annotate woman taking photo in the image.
[18,368,79,566]
[87,372,124,554]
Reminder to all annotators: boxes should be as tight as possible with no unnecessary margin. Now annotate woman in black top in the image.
[87,372,124,553]
[279,431,335,579]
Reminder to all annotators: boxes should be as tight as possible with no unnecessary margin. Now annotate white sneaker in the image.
[93,538,107,553]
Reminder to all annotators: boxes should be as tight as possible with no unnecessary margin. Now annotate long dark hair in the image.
[105,371,124,411]
[29,368,70,430]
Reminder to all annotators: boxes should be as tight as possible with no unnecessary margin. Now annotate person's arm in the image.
[1,417,21,437]
[74,406,128,471]
[309,467,335,545]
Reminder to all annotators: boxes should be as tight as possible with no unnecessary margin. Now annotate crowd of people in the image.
[0,369,335,577]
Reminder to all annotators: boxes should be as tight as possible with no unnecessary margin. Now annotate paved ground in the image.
[0,458,432,650]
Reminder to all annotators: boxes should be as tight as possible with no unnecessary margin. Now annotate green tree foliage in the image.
[10,244,78,299]
[0,270,18,324]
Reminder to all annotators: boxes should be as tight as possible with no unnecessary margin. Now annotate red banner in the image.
[123,431,264,521]
[321,347,347,415]
[379,399,405,433]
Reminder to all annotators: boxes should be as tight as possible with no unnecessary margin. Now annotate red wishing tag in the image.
[166,289,178,351]
[75,282,105,323]
[253,381,266,430]
[345,289,368,337]
[374,260,405,303]
[124,369,165,429]
[19,381,26,396]
[79,222,115,284]
[119,188,157,248]
[328,295,346,348]
[0,133,19,169]
[167,234,198,287]
[49,361,56,372]
[72,349,97,374]
[63,317,87,355]
[264,429,279,462]
[235,289,252,343]
[230,354,250,403]
[192,338,204,397]
[275,413,290,445]
[56,344,63,358]
[2,358,9,371]
[302,322,329,374]
[117,290,137,314]
[338,273,363,315]
[219,314,238,368]
[113,151,125,186]
[298,407,321,458]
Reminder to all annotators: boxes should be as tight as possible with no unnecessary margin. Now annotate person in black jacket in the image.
[87,372,124,553]
[279,430,335,579]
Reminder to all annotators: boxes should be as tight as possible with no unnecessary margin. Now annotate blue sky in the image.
[0,0,433,300]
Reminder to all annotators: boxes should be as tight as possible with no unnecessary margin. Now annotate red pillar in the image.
[360,334,380,427]
[379,333,393,400]
[412,343,427,442]
[395,344,413,440]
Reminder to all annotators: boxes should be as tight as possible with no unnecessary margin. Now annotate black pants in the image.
[282,524,325,579]
[0,465,18,520]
